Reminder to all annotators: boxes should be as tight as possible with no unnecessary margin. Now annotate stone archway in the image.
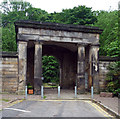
[42,42,77,89]
[15,20,102,94]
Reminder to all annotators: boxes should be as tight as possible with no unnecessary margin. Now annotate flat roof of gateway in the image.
[15,20,103,34]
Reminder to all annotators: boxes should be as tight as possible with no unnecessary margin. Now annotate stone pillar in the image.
[18,41,27,94]
[89,45,99,93]
[34,41,43,94]
[77,44,85,93]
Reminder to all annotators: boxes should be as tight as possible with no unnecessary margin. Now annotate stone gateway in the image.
[14,20,103,94]
[3,20,112,94]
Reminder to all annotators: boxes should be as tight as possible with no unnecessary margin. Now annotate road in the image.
[1,100,113,118]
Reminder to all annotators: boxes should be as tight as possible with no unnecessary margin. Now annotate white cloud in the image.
[27,0,119,13]
[0,0,119,13]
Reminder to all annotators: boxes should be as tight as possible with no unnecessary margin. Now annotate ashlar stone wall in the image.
[98,56,119,92]
[2,53,18,93]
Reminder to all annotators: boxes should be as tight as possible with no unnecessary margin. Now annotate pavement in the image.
[1,100,113,117]
[0,89,119,117]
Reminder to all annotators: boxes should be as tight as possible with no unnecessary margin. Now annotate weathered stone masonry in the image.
[14,20,103,94]
[98,56,120,92]
[4,21,118,94]
[2,52,118,94]
[1,52,18,93]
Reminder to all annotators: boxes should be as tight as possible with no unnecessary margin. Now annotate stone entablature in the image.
[15,20,102,45]
[17,28,100,44]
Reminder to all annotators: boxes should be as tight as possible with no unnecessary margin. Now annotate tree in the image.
[25,7,48,21]
[2,23,17,51]
[46,6,97,25]
[1,0,32,26]
[94,10,119,57]
[0,0,32,14]
[42,56,59,83]
[1,0,32,51]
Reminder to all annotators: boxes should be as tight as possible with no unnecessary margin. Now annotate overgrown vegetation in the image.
[106,62,120,96]
[93,10,119,57]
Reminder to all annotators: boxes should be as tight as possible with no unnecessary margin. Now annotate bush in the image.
[42,56,59,83]
[106,62,120,96]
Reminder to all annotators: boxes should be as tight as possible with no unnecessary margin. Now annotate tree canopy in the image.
[46,6,97,25]
[93,10,119,57]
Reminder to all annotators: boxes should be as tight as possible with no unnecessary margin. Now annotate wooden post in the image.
[77,44,85,93]
[34,41,43,94]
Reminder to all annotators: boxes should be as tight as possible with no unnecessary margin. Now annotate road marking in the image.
[4,108,31,113]
[28,99,86,101]
[85,101,113,118]
[8,100,23,107]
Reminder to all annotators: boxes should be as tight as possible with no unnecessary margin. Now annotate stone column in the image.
[77,44,85,93]
[18,41,27,94]
[89,45,99,93]
[34,41,43,94]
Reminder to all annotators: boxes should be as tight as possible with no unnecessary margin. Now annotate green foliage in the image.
[1,0,49,51]
[93,10,120,57]
[106,62,120,96]
[2,23,17,51]
[1,0,32,14]
[42,56,59,83]
[46,6,97,25]
[0,1,98,52]
[27,83,33,89]
[2,99,10,102]
[1,0,120,57]
[1,0,32,26]
[26,7,48,21]
[43,96,46,99]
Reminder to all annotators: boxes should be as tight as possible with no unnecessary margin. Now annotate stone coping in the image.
[99,56,120,61]
[15,20,103,34]
[1,51,18,57]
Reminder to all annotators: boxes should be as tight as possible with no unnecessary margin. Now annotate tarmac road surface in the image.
[1,100,113,118]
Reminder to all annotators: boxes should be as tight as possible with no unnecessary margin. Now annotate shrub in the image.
[42,56,59,83]
[106,62,120,96]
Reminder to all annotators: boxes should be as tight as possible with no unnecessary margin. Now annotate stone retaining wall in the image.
[99,56,119,92]
[99,61,110,91]
[2,52,18,93]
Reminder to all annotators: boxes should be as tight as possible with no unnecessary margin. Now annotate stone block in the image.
[100,92,113,97]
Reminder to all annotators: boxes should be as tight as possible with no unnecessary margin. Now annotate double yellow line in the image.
[85,101,114,118]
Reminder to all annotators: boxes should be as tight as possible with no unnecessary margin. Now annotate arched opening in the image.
[43,43,77,90]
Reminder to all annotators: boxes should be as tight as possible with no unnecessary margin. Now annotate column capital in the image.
[34,40,44,45]
[18,40,28,44]
[90,44,100,48]
[77,43,87,47]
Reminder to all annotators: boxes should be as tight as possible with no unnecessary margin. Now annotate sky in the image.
[25,0,120,13]
[0,0,119,13]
